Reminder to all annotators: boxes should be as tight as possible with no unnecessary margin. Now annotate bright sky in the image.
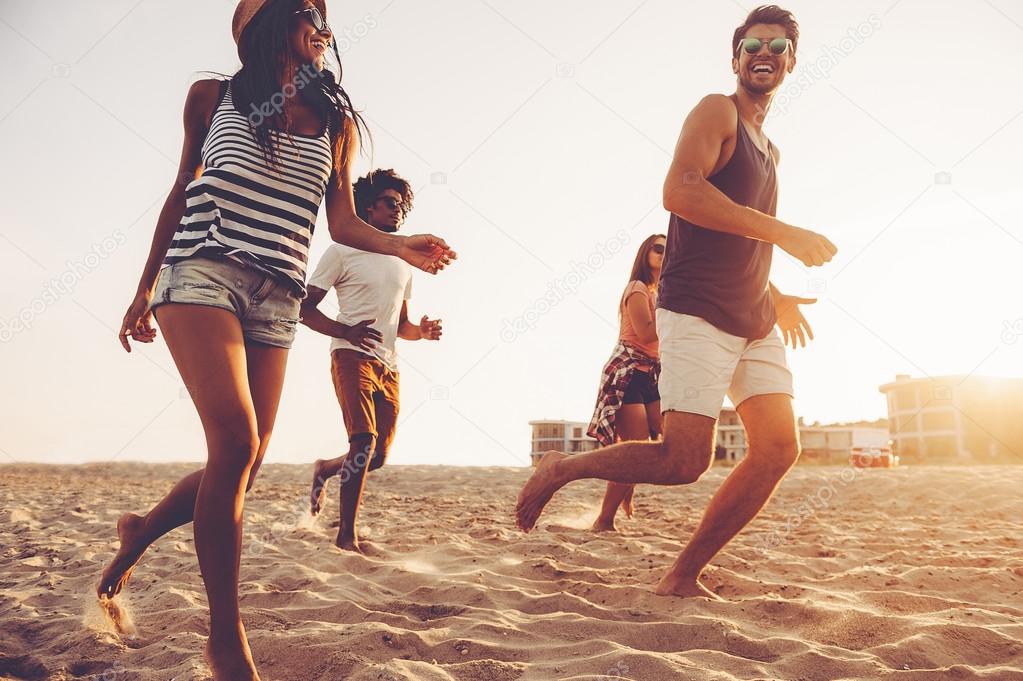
[1,0,1021,466]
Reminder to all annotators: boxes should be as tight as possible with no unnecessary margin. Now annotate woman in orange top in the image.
[588,234,666,531]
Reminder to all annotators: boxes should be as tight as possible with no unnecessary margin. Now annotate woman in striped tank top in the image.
[101,2,455,678]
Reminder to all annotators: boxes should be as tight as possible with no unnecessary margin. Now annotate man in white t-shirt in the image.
[301,169,442,553]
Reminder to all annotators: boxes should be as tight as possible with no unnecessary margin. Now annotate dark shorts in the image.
[622,369,660,405]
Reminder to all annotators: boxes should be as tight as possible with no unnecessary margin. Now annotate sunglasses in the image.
[294,7,331,34]
[375,196,404,213]
[651,243,665,255]
[736,37,793,56]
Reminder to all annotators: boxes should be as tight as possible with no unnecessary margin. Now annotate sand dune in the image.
[1,463,1022,680]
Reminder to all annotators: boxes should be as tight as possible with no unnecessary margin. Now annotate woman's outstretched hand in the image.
[118,291,157,352]
[399,234,457,275]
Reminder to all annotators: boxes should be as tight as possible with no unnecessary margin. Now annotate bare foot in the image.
[204,632,260,681]
[590,519,618,533]
[654,573,724,601]
[309,459,334,516]
[515,451,569,531]
[620,487,635,518]
[98,598,133,636]
[97,513,149,599]
[335,534,364,554]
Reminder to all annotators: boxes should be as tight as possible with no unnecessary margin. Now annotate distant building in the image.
[529,420,598,466]
[532,410,895,466]
[716,408,747,462]
[530,410,749,465]
[879,374,1023,463]
[716,410,889,465]
[799,425,889,464]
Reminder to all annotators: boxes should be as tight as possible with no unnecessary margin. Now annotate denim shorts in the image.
[150,255,302,349]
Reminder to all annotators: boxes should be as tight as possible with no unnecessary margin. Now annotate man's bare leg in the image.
[310,455,347,516]
[655,394,799,598]
[335,435,375,553]
[516,411,715,531]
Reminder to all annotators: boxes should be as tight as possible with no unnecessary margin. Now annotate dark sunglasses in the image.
[375,196,404,212]
[651,243,665,255]
[736,37,792,56]
[294,7,331,34]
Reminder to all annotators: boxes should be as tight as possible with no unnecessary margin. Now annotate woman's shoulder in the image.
[187,78,226,106]
[183,78,228,132]
[624,280,652,297]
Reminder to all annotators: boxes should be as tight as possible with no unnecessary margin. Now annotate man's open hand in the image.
[775,295,816,349]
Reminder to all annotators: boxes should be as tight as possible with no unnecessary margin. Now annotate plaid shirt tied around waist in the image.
[586,341,660,447]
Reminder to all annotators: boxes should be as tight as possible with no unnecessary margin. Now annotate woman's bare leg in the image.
[146,304,280,681]
[592,404,648,532]
[97,341,288,601]
[620,400,662,517]
[97,470,202,598]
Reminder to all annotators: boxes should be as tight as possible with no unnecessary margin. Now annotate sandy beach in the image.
[1,463,1022,681]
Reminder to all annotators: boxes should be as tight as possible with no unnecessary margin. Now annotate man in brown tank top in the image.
[516,5,838,599]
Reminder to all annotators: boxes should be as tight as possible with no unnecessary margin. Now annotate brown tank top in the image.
[657,95,778,339]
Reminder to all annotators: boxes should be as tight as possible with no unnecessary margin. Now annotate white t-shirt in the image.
[306,244,413,371]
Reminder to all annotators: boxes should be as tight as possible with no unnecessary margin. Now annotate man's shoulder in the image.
[321,242,351,257]
[690,93,738,121]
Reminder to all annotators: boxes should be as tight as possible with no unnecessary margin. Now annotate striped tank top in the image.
[163,80,334,295]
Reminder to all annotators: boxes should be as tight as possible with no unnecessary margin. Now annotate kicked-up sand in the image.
[1,462,1022,680]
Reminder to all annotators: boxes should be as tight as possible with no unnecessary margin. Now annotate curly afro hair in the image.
[352,169,414,222]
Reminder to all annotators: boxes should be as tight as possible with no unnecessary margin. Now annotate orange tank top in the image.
[618,280,658,363]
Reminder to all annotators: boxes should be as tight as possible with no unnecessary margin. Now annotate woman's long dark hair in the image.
[627,233,666,287]
[231,0,368,179]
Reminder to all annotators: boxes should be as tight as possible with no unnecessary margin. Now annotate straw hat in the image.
[232,0,327,58]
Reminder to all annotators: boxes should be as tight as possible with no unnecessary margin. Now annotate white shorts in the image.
[656,309,794,419]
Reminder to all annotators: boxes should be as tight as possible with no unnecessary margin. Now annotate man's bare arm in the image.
[662,95,837,267]
[299,286,382,350]
[397,301,442,341]
[397,301,421,340]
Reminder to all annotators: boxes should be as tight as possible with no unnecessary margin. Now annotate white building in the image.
[879,374,1023,462]
[530,410,751,465]
[798,425,889,464]
[531,410,891,466]
[716,410,889,465]
[529,420,598,466]
[716,408,747,462]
